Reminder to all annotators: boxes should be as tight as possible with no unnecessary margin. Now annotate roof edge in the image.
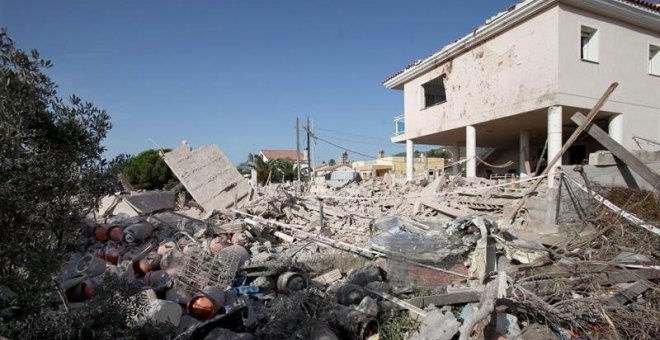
[383,0,660,89]
[383,0,554,89]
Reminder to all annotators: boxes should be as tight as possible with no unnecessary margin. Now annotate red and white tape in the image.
[561,171,660,237]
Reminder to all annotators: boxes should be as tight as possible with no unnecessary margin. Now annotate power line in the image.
[313,132,384,147]
[315,127,384,141]
[304,126,378,160]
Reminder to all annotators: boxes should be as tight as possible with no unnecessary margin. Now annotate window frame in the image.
[649,43,660,77]
[579,24,599,63]
[419,74,448,110]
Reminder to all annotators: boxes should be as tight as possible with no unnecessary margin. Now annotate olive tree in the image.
[0,30,166,338]
[122,149,178,190]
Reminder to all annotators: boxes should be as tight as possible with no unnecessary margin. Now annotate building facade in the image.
[384,0,660,185]
[353,155,446,179]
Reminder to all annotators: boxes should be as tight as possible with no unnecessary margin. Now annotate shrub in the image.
[121,149,178,190]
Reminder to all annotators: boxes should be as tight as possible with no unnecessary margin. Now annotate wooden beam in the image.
[508,82,619,222]
[606,279,655,305]
[518,269,660,297]
[418,200,465,218]
[312,269,343,286]
[364,287,427,318]
[273,231,295,243]
[571,112,660,192]
[406,290,482,308]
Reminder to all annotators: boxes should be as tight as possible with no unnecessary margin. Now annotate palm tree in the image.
[237,153,274,185]
[272,159,296,183]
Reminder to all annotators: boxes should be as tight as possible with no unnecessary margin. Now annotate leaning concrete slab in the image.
[589,150,660,167]
[124,191,176,214]
[572,112,660,192]
[96,195,120,216]
[112,199,140,217]
[163,144,251,212]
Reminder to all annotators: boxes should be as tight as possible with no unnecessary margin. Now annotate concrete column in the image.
[547,106,563,188]
[519,130,530,177]
[451,143,460,175]
[608,114,624,144]
[406,139,414,181]
[466,125,476,178]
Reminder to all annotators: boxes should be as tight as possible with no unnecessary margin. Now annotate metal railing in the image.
[393,115,405,136]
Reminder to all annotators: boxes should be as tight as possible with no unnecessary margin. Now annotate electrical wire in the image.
[315,127,384,141]
[303,126,378,160]
[314,135,378,160]
[313,132,384,147]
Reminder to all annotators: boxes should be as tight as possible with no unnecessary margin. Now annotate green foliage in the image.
[377,311,419,340]
[121,149,178,190]
[272,158,296,183]
[425,148,452,159]
[393,148,452,159]
[237,154,299,184]
[0,29,153,338]
[328,158,336,166]
[2,276,175,339]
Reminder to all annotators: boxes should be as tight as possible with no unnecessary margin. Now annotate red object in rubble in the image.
[93,226,108,242]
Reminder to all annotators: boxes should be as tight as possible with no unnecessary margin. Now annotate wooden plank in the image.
[419,200,465,218]
[273,231,295,243]
[364,287,427,318]
[305,203,345,218]
[571,112,660,192]
[211,221,245,234]
[518,269,660,297]
[606,279,655,305]
[508,82,619,222]
[312,269,342,285]
[406,290,481,308]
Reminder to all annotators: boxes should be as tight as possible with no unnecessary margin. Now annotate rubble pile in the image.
[55,145,659,339]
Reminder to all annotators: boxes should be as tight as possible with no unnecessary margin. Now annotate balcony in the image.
[393,115,405,136]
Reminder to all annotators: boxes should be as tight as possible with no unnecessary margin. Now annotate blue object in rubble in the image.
[231,285,262,295]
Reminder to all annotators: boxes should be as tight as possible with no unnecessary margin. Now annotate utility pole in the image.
[306,116,312,179]
[296,117,301,189]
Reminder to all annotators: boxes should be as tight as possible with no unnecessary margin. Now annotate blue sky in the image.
[2,0,514,164]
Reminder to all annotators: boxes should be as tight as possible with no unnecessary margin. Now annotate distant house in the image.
[384,0,660,186]
[259,149,306,162]
[314,163,353,178]
[314,163,360,187]
[353,153,446,179]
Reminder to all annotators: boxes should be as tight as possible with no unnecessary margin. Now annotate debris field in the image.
[56,143,660,340]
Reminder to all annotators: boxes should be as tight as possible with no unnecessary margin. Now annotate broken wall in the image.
[163,144,251,212]
[398,6,560,142]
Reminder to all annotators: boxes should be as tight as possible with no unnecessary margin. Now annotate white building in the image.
[384,0,660,184]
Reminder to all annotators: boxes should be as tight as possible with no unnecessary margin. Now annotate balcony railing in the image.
[393,115,405,136]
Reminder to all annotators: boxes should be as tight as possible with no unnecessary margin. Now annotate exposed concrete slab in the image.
[573,113,660,191]
[409,306,459,340]
[124,191,176,214]
[420,176,445,197]
[589,150,660,167]
[112,199,140,217]
[163,144,252,212]
[560,162,660,192]
[417,200,465,218]
[522,189,563,226]
[97,195,120,216]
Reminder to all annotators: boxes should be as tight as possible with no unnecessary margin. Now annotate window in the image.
[649,44,660,76]
[580,25,599,62]
[421,75,447,108]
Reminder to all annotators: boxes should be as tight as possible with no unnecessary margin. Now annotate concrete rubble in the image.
[55,144,659,339]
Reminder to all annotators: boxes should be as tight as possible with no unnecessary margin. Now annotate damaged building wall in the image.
[557,3,660,152]
[163,144,252,213]
[396,6,560,143]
